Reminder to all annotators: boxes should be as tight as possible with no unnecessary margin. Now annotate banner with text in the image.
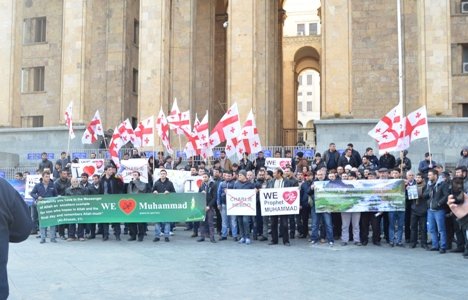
[314,179,405,213]
[259,187,300,216]
[71,159,105,179]
[153,168,190,193]
[264,158,292,171]
[25,175,43,203]
[37,193,206,227]
[119,158,149,183]
[226,189,257,216]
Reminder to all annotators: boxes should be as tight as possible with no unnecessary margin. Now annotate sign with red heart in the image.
[83,165,96,177]
[282,191,298,205]
[196,179,203,188]
[279,160,289,169]
[119,199,137,215]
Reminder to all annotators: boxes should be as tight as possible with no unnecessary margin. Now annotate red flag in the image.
[108,127,125,167]
[82,110,104,144]
[209,103,241,156]
[404,106,429,142]
[117,119,136,145]
[166,98,191,136]
[134,116,155,148]
[156,109,173,154]
[235,110,262,159]
[64,102,75,139]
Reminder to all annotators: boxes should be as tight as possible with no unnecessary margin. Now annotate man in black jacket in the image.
[152,169,176,242]
[100,165,124,241]
[127,171,148,242]
[0,178,33,300]
[197,174,217,243]
[448,192,468,258]
[424,169,449,253]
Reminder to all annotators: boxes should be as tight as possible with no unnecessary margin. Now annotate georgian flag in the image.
[64,101,75,139]
[235,110,262,159]
[82,110,104,144]
[117,119,137,145]
[405,106,429,142]
[196,112,213,159]
[368,103,406,154]
[166,98,191,136]
[156,108,173,154]
[208,103,241,154]
[134,116,155,148]
[108,126,125,167]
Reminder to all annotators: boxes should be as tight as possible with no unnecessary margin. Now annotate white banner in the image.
[264,157,292,171]
[119,158,149,183]
[259,186,300,216]
[184,176,203,193]
[153,168,191,193]
[70,159,105,179]
[226,189,257,216]
[25,174,42,201]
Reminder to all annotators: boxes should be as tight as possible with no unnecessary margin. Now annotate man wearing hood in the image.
[456,146,468,169]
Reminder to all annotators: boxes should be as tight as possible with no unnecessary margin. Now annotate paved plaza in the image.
[7,228,468,300]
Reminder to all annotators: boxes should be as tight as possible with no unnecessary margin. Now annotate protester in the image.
[197,173,217,243]
[152,169,175,242]
[30,171,58,243]
[0,178,33,300]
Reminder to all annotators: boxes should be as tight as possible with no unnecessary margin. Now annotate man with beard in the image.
[388,169,405,247]
[86,174,101,239]
[217,171,238,241]
[409,173,427,249]
[65,178,88,241]
[268,168,291,246]
[152,169,176,242]
[310,170,335,247]
[30,171,57,243]
[298,171,314,239]
[234,170,256,245]
[54,170,71,239]
[283,167,299,239]
[197,173,217,243]
[100,165,124,241]
[127,171,148,242]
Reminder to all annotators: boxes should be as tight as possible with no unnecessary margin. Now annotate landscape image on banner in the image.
[314,179,405,213]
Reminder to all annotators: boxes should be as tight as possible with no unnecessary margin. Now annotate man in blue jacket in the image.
[1,177,33,299]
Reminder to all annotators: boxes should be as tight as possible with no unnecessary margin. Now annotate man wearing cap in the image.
[418,152,436,179]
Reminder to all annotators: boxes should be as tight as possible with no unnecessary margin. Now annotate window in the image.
[462,1,468,13]
[23,17,46,44]
[307,101,313,111]
[463,45,468,73]
[307,92,313,97]
[132,68,138,94]
[21,116,43,128]
[298,92,303,97]
[309,23,318,35]
[297,23,305,36]
[131,117,138,129]
[298,102,302,112]
[463,104,468,117]
[298,75,302,86]
[21,66,45,93]
[133,19,139,45]
[307,74,313,85]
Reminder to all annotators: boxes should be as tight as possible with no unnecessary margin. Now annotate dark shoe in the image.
[373,241,381,246]
[40,239,46,244]
[88,235,96,240]
[284,242,291,246]
[362,241,368,246]
[30,230,38,235]
[165,237,170,242]
[298,234,307,239]
[153,237,160,242]
[115,235,121,241]
[102,236,109,241]
[268,241,278,245]
[427,247,439,251]
[341,242,348,246]
[197,238,205,242]
[396,243,404,248]
[191,233,198,238]
[210,238,216,243]
[449,248,464,253]
[463,249,468,257]
[128,237,136,241]
[405,239,410,244]
[354,242,362,246]
[411,243,417,248]
[439,249,446,254]
[137,236,144,242]
[219,237,227,241]
[289,234,295,239]
[258,236,268,241]
[233,237,239,242]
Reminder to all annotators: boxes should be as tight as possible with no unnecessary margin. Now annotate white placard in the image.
[260,186,300,216]
[153,168,191,193]
[264,157,292,171]
[226,189,257,216]
[70,159,105,179]
[119,158,149,183]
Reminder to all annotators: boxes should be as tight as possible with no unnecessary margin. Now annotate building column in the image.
[321,0,352,118]
[138,0,171,118]
[61,0,88,123]
[227,0,280,146]
[418,0,452,115]
[0,0,17,127]
[212,10,228,129]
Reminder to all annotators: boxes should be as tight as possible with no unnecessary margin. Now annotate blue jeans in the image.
[155,223,170,238]
[238,216,251,239]
[388,211,405,244]
[310,206,333,243]
[40,226,56,240]
[427,209,447,250]
[221,204,238,238]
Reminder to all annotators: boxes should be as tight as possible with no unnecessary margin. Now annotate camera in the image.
[451,177,465,205]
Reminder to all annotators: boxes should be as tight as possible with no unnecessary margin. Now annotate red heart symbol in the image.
[83,165,96,176]
[282,191,298,205]
[119,199,137,215]
[95,160,104,169]
[196,179,203,188]
[279,160,289,169]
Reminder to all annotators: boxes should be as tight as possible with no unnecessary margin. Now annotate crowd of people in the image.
[19,144,468,259]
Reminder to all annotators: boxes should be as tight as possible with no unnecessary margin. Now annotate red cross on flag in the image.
[235,110,262,159]
[209,103,241,154]
[82,110,104,144]
[134,116,155,148]
[109,126,125,167]
[156,108,174,154]
[166,98,191,136]
[368,103,406,154]
[404,106,428,142]
[196,111,213,159]
[64,101,75,139]
[117,119,137,145]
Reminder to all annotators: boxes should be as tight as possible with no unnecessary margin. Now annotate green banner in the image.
[314,179,405,213]
[37,193,206,227]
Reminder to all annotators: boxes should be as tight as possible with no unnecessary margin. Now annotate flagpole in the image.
[397,0,405,174]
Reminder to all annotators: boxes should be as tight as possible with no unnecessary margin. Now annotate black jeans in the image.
[129,223,146,239]
[410,213,427,246]
[271,215,289,244]
[360,212,382,243]
[102,223,121,237]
